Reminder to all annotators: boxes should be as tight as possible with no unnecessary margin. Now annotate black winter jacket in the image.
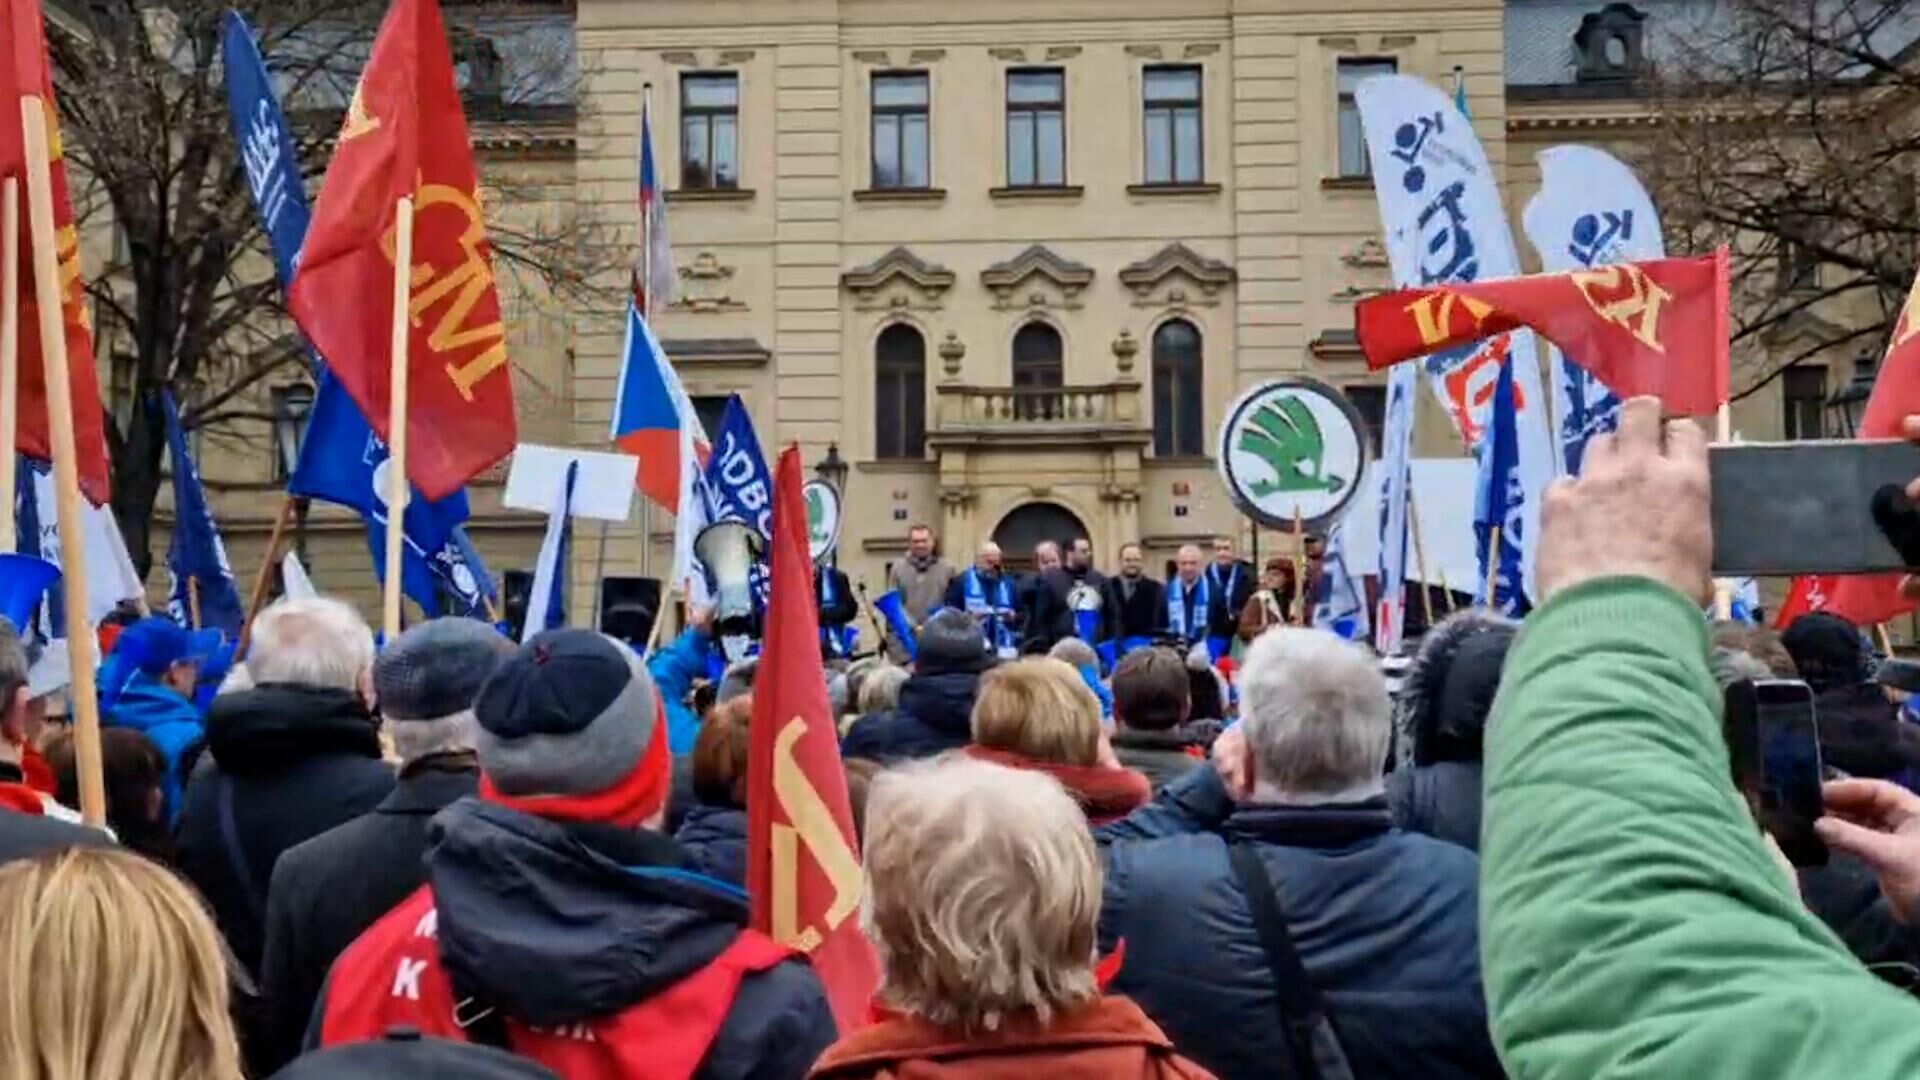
[1385,760,1485,852]
[308,798,837,1079]
[840,671,980,763]
[255,763,479,1073]
[1095,769,1502,1080]
[675,804,748,889]
[175,684,394,976]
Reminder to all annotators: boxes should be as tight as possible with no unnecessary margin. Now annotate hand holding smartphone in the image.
[1726,679,1828,867]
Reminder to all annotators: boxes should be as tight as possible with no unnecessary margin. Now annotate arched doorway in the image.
[992,502,1089,569]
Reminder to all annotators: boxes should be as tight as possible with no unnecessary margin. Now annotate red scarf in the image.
[0,783,47,816]
[480,700,672,828]
[963,745,1152,825]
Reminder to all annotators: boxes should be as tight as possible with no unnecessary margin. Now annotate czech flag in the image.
[611,302,708,512]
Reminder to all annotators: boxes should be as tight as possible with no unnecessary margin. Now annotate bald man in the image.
[944,541,1021,657]
[1166,544,1211,648]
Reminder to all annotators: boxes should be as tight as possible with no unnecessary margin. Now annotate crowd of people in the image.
[10,397,1920,1076]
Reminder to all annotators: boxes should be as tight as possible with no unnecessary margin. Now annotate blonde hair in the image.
[863,757,1101,1032]
[971,658,1101,766]
[857,664,909,715]
[0,848,243,1080]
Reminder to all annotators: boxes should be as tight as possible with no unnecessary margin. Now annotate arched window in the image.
[875,323,926,459]
[1011,322,1064,421]
[1153,319,1204,457]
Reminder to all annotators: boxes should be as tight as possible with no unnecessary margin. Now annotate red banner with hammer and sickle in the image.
[2,0,111,504]
[1356,250,1730,417]
[288,0,516,501]
[749,447,879,1034]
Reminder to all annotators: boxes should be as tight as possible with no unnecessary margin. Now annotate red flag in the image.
[287,0,516,501]
[748,447,880,1033]
[1,0,111,504]
[1356,250,1731,416]
[1774,575,1834,629]
[1780,268,1920,627]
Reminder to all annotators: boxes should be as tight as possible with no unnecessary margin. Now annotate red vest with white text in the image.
[321,885,793,1080]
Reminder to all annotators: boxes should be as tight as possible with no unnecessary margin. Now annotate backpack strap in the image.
[1225,842,1357,1080]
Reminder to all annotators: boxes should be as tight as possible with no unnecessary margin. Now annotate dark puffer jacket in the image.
[1387,610,1516,851]
[1781,612,1920,778]
[675,804,748,888]
[175,683,394,975]
[840,671,982,763]
[1096,769,1501,1080]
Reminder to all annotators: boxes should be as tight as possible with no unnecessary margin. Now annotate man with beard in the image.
[1029,537,1107,652]
[1102,543,1165,662]
[1204,536,1255,661]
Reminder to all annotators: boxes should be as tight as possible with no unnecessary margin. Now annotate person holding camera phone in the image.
[1480,397,1920,1080]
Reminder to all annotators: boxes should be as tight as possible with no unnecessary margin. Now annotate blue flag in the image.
[1473,360,1528,616]
[223,13,494,618]
[162,394,245,634]
[521,462,578,643]
[703,396,775,540]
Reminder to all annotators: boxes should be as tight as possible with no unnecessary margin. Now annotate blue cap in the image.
[113,618,224,677]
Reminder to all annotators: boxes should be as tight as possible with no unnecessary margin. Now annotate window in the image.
[681,74,740,190]
[1143,66,1202,185]
[872,73,931,190]
[1574,3,1649,81]
[1336,59,1396,179]
[875,324,927,459]
[690,395,731,445]
[1006,69,1066,187]
[1782,366,1826,441]
[1344,384,1386,456]
[1780,238,1820,292]
[1151,320,1204,456]
[1012,322,1064,389]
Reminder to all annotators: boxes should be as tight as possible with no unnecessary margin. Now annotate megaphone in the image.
[695,520,766,636]
[0,554,61,633]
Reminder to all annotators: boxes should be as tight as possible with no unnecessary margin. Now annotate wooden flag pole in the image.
[236,495,296,655]
[1438,567,1456,616]
[642,579,676,658]
[381,196,416,642]
[0,178,18,553]
[1712,403,1734,619]
[1482,524,1502,608]
[20,100,104,826]
[1291,505,1306,626]
[1876,623,1895,657]
[187,576,202,629]
[1407,489,1436,630]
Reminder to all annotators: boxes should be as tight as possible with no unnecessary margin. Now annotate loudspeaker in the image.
[599,576,662,647]
[694,520,765,635]
[502,570,534,641]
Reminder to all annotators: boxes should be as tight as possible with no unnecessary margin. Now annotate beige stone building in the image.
[138,0,1872,630]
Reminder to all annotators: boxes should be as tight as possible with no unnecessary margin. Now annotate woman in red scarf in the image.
[963,658,1150,826]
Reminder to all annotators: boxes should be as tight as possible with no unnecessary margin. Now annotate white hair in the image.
[247,598,375,692]
[388,709,480,765]
[978,540,1001,558]
[1239,627,1390,803]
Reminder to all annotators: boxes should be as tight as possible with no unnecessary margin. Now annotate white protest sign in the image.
[503,445,641,523]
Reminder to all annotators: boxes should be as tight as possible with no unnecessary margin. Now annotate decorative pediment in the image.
[1342,237,1389,269]
[980,245,1094,310]
[1118,243,1235,307]
[671,251,747,314]
[842,247,956,312]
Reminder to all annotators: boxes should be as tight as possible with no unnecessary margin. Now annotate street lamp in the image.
[815,441,848,492]
[1825,351,1877,438]
[271,383,315,566]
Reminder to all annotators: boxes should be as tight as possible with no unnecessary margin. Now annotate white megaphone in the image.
[694,519,765,635]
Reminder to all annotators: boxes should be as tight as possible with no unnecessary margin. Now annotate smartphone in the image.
[1711,439,1920,576]
[1727,679,1828,867]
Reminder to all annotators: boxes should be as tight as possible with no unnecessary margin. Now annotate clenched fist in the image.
[1535,396,1712,604]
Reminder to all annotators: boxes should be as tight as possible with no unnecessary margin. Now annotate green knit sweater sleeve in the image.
[1483,577,1920,1079]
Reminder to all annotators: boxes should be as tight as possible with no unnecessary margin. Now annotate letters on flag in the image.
[749,448,879,1033]
[2,0,111,504]
[1355,251,1731,416]
[288,0,517,502]
[1522,146,1667,475]
[221,12,310,290]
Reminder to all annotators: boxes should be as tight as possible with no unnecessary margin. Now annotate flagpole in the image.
[1482,524,1502,608]
[1407,489,1436,630]
[20,99,105,827]
[238,495,295,655]
[0,177,18,553]
[639,81,655,587]
[1291,506,1306,626]
[382,195,416,642]
[187,576,202,629]
[1712,402,1734,619]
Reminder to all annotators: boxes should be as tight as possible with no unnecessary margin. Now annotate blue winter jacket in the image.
[648,629,711,755]
[675,804,748,889]
[104,671,206,822]
[1095,768,1502,1080]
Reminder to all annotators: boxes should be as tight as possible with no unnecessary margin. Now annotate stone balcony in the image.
[927,380,1150,449]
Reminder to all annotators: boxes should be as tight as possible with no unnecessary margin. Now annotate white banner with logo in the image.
[1356,74,1555,603]
[1522,145,1667,475]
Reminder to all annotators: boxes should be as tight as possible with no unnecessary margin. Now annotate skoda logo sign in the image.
[802,479,843,563]
[1217,378,1370,532]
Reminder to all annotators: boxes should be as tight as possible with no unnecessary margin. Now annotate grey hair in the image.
[388,709,480,765]
[1240,627,1390,803]
[863,757,1101,1033]
[247,598,375,692]
[1711,647,1774,690]
[0,620,26,703]
[1047,638,1098,669]
[858,664,909,715]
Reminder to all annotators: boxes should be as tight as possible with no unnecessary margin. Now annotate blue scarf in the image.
[963,568,1017,651]
[817,568,846,657]
[1167,574,1210,640]
[1208,562,1241,604]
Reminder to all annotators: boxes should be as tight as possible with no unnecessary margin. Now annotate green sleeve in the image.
[1483,577,1920,1079]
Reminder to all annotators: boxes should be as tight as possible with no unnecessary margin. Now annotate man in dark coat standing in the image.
[842,610,995,763]
[255,618,511,1073]
[1101,543,1166,651]
[1204,536,1256,653]
[816,563,858,660]
[175,597,395,980]
[1028,536,1106,652]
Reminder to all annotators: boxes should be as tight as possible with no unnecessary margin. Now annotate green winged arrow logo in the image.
[1238,397,1344,499]
[806,485,831,544]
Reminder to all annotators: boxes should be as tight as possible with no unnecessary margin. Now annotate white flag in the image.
[281,552,318,600]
